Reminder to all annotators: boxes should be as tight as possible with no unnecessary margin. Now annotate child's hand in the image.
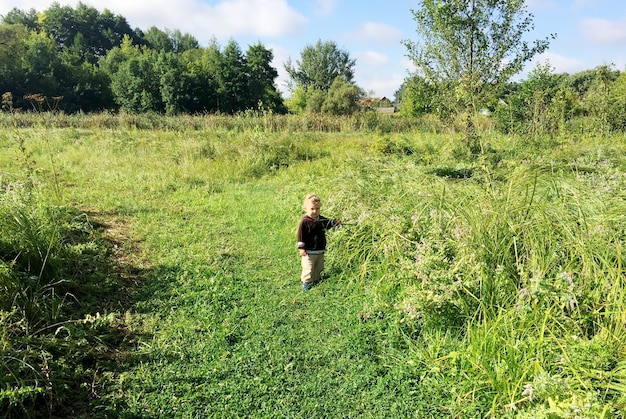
[299,248,307,257]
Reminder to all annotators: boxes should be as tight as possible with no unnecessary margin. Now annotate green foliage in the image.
[401,0,556,148]
[108,43,161,113]
[371,134,416,156]
[217,40,250,114]
[178,44,221,113]
[581,65,621,135]
[0,183,131,416]
[608,71,626,131]
[493,64,626,137]
[285,39,356,91]
[284,40,362,115]
[286,78,361,116]
[404,0,553,110]
[304,87,326,113]
[141,26,199,53]
[0,4,284,115]
[284,85,309,114]
[399,74,452,118]
[0,119,625,417]
[101,37,285,115]
[0,24,30,95]
[321,76,362,115]
[36,2,138,63]
[246,43,286,114]
[494,62,569,135]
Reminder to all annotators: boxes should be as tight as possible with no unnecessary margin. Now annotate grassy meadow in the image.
[1,113,626,418]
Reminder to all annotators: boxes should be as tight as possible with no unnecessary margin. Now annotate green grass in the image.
[1,117,626,417]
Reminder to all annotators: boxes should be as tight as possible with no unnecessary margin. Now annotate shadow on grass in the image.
[428,166,474,179]
[1,208,169,419]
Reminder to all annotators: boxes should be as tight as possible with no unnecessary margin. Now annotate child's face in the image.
[304,201,321,218]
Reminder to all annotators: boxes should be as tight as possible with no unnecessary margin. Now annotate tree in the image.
[397,74,446,117]
[284,40,356,91]
[104,37,161,113]
[57,32,115,112]
[141,26,174,52]
[218,40,249,114]
[168,29,199,53]
[23,30,60,98]
[37,2,138,63]
[608,71,626,132]
[140,27,199,53]
[321,76,362,115]
[0,24,30,100]
[179,44,221,113]
[403,0,553,149]
[284,40,359,114]
[284,85,309,114]
[493,62,567,135]
[305,89,326,113]
[581,65,620,135]
[2,7,38,30]
[245,43,286,113]
[155,51,185,115]
[1,5,284,115]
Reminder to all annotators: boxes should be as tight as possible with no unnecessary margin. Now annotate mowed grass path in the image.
[113,186,426,418]
[62,133,431,417]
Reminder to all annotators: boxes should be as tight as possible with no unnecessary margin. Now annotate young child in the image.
[297,193,341,291]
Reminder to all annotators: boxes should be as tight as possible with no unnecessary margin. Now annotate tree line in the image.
[0,2,287,114]
[0,2,367,116]
[397,62,626,136]
[397,0,626,138]
[2,1,625,137]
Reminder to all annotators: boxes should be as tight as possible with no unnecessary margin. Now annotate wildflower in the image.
[518,288,529,299]
[521,383,534,400]
[568,296,577,311]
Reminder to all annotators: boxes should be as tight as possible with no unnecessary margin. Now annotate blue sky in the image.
[1,0,625,99]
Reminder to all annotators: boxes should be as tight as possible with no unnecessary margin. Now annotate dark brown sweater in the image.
[297,215,338,252]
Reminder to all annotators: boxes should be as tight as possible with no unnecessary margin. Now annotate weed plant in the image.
[0,116,624,417]
[0,124,145,416]
[0,111,438,134]
[329,133,626,417]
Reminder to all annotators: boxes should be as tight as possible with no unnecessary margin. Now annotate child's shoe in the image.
[302,282,312,291]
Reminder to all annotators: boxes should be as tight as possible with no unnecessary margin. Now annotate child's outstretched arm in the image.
[321,217,341,229]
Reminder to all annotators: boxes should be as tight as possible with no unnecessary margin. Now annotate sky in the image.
[1,0,625,99]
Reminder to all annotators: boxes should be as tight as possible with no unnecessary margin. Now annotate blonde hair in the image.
[303,193,321,208]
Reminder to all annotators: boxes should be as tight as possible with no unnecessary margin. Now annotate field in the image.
[1,114,625,418]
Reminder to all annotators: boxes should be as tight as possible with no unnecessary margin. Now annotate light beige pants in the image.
[301,253,324,284]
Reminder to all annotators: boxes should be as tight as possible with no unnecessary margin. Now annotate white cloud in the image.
[355,55,414,98]
[267,43,291,93]
[355,51,388,66]
[347,21,402,44]
[400,56,416,73]
[0,0,308,43]
[0,0,57,14]
[355,70,405,99]
[572,0,596,8]
[531,51,587,74]
[579,18,626,45]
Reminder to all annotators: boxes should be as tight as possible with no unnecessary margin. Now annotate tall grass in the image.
[0,114,624,417]
[0,110,444,133]
[0,122,139,416]
[328,135,626,416]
